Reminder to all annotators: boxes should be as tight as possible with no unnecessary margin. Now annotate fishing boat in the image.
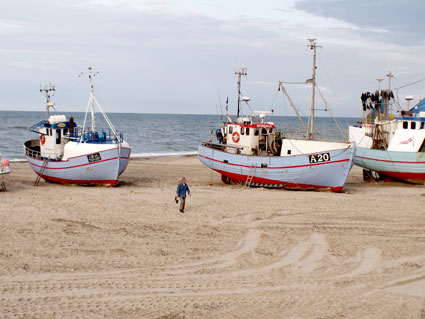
[349,73,425,184]
[23,68,131,186]
[0,153,11,191]
[198,40,356,192]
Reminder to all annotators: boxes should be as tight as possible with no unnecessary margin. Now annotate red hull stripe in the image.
[214,168,342,192]
[356,155,425,164]
[66,147,131,161]
[28,146,131,164]
[38,174,117,186]
[29,156,121,170]
[199,154,350,169]
[376,171,425,181]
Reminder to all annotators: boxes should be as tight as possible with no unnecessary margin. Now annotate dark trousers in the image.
[179,197,186,212]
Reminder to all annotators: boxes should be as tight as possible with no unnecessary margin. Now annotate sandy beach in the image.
[1,155,425,318]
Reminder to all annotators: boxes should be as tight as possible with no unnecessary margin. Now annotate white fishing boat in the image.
[198,40,356,192]
[23,68,131,186]
[349,73,425,184]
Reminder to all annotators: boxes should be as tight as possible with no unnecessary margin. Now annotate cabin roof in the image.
[226,122,275,129]
[394,117,425,121]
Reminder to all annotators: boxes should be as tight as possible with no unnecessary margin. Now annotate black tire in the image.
[221,174,231,184]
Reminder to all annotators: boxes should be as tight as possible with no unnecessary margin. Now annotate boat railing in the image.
[202,141,245,150]
[24,144,63,161]
[280,126,347,142]
[29,120,49,134]
[24,145,42,160]
[65,127,124,144]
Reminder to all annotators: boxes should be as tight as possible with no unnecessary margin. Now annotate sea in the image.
[0,111,359,161]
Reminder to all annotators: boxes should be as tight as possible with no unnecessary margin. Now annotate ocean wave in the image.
[131,151,198,158]
[9,159,27,163]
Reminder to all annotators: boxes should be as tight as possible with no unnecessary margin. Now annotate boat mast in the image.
[40,84,56,120]
[88,67,98,132]
[386,71,393,119]
[235,67,247,118]
[307,39,320,139]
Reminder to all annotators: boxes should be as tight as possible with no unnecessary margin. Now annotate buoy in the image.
[1,159,9,167]
[40,134,46,145]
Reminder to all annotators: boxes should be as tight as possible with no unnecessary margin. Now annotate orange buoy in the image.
[40,134,46,145]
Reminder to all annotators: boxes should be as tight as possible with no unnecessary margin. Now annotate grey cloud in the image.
[2,0,423,116]
[0,0,300,113]
[294,0,425,44]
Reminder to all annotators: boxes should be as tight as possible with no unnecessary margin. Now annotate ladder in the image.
[34,158,49,186]
[245,164,256,188]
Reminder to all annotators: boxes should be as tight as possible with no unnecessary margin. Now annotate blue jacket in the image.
[176,182,190,198]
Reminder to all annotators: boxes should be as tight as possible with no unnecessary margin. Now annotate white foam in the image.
[10,159,28,163]
[7,152,198,162]
[131,151,198,158]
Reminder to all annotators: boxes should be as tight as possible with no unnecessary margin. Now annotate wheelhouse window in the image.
[229,126,233,134]
[403,121,408,129]
[411,122,416,130]
[246,128,250,136]
[269,128,273,133]
[241,127,245,135]
[255,129,259,136]
[421,122,425,129]
[56,129,61,144]
[261,128,267,135]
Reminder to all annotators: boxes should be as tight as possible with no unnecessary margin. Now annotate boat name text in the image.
[309,152,330,163]
[87,153,102,163]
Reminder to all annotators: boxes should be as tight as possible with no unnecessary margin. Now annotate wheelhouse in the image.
[219,117,278,156]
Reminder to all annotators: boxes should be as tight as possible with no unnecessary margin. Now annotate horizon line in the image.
[0,109,360,118]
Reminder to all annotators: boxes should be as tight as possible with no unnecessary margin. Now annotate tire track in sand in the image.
[332,247,382,279]
[160,233,323,279]
[165,229,262,274]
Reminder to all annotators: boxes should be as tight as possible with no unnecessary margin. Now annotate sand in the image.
[0,156,425,318]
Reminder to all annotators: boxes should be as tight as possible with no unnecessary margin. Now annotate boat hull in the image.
[24,141,131,186]
[354,147,425,184]
[198,142,355,192]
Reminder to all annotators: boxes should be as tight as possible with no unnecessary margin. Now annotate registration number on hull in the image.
[309,152,330,163]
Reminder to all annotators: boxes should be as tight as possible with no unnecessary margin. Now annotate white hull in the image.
[198,140,355,192]
[24,140,130,186]
[349,120,425,183]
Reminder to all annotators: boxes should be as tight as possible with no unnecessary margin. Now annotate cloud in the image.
[0,0,303,113]
[1,0,424,116]
[294,0,425,45]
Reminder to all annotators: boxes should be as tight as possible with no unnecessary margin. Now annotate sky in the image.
[1,0,425,118]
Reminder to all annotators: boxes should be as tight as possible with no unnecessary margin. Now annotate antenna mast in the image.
[377,77,384,91]
[88,67,99,132]
[235,67,247,118]
[307,39,321,139]
[386,71,394,119]
[40,83,56,119]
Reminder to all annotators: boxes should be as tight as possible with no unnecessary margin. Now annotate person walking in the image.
[176,177,191,213]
